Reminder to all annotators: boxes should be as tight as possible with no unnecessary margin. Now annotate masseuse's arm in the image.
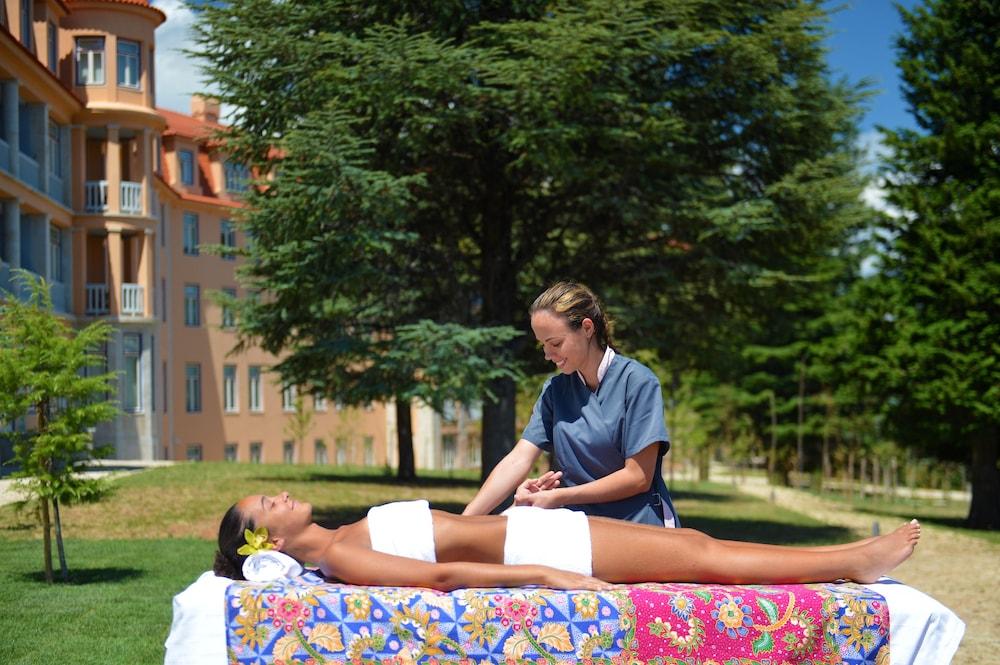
[462,439,542,515]
[321,543,608,592]
[518,443,660,510]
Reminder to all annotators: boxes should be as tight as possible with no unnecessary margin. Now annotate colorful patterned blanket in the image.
[225,574,890,664]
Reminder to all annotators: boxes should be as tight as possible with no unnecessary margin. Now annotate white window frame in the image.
[182,212,199,255]
[223,364,238,413]
[75,37,105,85]
[185,363,201,413]
[184,284,200,327]
[249,366,263,412]
[179,149,194,185]
[282,384,297,412]
[117,39,141,89]
[122,333,142,413]
[220,220,237,260]
[221,287,237,328]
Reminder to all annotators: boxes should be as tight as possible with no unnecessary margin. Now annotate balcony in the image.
[19,152,40,189]
[85,283,145,316]
[121,283,144,316]
[121,181,142,214]
[85,283,109,315]
[85,181,108,212]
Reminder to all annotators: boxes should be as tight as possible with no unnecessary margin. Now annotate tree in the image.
[0,271,118,581]
[853,0,1000,529]
[191,0,869,480]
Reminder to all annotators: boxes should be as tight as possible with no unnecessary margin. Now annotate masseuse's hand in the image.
[515,487,565,509]
[514,471,562,505]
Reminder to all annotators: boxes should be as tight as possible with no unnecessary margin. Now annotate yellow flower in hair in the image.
[237,526,275,556]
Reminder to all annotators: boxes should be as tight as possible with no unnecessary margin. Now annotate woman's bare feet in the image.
[852,519,921,583]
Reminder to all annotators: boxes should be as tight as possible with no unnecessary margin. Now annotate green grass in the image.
[0,463,973,664]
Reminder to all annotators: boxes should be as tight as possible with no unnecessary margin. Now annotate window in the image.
[185,363,201,412]
[224,443,238,461]
[313,394,327,412]
[123,333,141,412]
[117,39,140,89]
[19,0,30,48]
[182,212,199,255]
[221,287,237,328]
[335,437,348,465]
[314,439,327,464]
[220,221,236,260]
[249,366,262,412]
[442,434,456,470]
[249,441,262,463]
[179,149,194,186]
[283,441,295,464]
[186,444,203,462]
[282,384,296,412]
[162,360,168,412]
[49,227,63,282]
[47,22,57,73]
[48,121,62,177]
[363,436,374,466]
[223,364,237,412]
[75,37,105,85]
[224,160,250,192]
[184,284,200,326]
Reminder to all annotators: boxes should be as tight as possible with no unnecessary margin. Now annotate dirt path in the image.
[728,475,997,664]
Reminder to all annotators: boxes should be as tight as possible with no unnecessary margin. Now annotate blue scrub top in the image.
[521,354,679,526]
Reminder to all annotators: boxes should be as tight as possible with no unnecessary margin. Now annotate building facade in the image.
[0,0,409,466]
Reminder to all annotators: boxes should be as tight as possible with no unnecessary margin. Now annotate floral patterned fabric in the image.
[225,574,889,664]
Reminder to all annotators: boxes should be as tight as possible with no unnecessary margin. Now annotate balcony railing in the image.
[121,181,142,214]
[85,283,109,315]
[19,152,40,189]
[85,181,108,212]
[121,283,144,316]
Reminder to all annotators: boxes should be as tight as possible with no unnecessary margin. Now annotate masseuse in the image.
[463,282,679,526]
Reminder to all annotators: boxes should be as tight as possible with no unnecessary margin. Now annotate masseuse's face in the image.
[531,309,595,376]
[238,491,312,542]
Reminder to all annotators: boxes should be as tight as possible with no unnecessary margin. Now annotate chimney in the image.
[191,94,221,124]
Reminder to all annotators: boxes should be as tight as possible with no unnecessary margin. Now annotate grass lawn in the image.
[0,463,919,664]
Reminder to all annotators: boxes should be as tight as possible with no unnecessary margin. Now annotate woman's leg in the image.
[589,518,920,585]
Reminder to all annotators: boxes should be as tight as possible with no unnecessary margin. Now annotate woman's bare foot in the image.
[852,519,921,583]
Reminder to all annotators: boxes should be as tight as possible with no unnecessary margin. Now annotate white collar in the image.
[578,346,616,388]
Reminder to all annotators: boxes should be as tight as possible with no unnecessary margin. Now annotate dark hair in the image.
[214,503,253,580]
[529,281,614,349]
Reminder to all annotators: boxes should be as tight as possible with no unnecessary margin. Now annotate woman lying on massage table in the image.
[214,492,920,591]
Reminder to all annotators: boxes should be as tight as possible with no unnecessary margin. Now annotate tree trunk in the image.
[41,497,53,583]
[768,390,777,484]
[967,427,999,529]
[54,497,69,581]
[395,399,415,481]
[795,359,806,479]
[477,170,516,481]
[481,376,516,481]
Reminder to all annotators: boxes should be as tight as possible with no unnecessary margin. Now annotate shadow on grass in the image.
[681,516,855,546]
[668,489,734,504]
[22,567,145,585]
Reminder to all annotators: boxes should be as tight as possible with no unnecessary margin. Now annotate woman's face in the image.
[237,491,312,544]
[531,309,595,376]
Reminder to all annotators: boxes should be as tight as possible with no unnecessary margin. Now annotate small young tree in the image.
[0,271,118,582]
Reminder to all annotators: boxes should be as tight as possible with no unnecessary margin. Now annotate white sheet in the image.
[163,574,966,665]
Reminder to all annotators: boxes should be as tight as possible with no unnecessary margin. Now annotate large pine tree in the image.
[191,0,867,480]
[867,0,999,528]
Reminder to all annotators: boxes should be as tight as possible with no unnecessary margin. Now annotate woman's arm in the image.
[462,439,542,515]
[517,443,660,509]
[320,543,608,591]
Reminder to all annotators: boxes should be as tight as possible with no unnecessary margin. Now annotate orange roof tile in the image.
[157,106,228,141]
[66,0,167,23]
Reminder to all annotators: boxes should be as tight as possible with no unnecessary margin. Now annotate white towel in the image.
[366,499,437,562]
[242,550,303,582]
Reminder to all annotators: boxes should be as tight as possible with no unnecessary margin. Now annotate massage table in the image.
[165,572,964,664]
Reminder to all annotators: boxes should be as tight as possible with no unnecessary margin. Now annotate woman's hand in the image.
[515,488,565,509]
[543,568,613,591]
[514,470,562,505]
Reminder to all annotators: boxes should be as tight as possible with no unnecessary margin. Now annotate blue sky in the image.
[823,0,921,134]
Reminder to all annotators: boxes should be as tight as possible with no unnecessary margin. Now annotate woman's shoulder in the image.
[611,354,661,386]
